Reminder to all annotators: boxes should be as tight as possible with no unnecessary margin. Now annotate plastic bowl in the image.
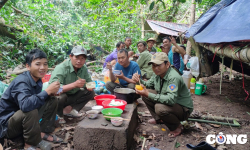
[102,99,127,111]
[101,108,123,121]
[111,117,123,127]
[91,105,104,113]
[112,70,121,75]
[86,110,99,119]
[94,94,116,106]
[86,82,96,89]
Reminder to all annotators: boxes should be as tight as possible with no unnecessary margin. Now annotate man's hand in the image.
[132,72,140,83]
[45,81,60,95]
[115,70,125,79]
[74,79,86,88]
[106,62,112,70]
[135,84,149,97]
[170,36,177,45]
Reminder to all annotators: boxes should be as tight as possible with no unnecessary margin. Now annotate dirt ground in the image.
[135,70,250,150]
[4,70,250,150]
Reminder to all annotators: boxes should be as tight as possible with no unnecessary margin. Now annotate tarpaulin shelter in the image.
[185,0,250,99]
[184,0,250,77]
[144,20,189,43]
[185,0,250,43]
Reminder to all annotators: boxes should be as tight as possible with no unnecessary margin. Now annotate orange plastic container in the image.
[135,85,143,90]
[102,99,127,111]
[42,74,51,83]
[94,94,116,106]
[104,75,119,83]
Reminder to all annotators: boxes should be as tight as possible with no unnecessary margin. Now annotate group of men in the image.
[104,37,193,138]
[0,36,193,150]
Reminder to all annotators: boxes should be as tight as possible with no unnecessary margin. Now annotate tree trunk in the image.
[186,0,196,55]
[140,4,144,39]
[0,0,9,10]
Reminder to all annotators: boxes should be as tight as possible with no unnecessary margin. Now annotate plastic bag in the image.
[0,81,9,98]
[187,57,199,77]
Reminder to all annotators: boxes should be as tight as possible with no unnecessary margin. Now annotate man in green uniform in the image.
[124,37,132,51]
[146,38,157,53]
[136,41,153,80]
[49,46,95,124]
[132,52,193,138]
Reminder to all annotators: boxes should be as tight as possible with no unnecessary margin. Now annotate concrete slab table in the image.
[73,103,138,150]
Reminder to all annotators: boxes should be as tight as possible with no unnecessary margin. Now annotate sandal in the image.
[25,146,37,150]
[64,109,82,118]
[37,140,52,150]
[58,116,66,124]
[42,133,63,143]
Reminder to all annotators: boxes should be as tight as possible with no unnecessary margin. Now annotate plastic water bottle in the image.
[190,78,196,94]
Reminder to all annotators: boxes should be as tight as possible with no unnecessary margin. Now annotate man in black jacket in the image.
[0,49,63,150]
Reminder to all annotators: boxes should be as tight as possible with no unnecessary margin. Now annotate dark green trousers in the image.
[142,89,190,131]
[56,89,95,117]
[6,97,58,146]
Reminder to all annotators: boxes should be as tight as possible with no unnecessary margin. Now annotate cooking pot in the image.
[113,88,136,104]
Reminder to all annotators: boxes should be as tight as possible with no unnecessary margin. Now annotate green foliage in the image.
[0,0,217,72]
[10,74,17,82]
[94,66,102,73]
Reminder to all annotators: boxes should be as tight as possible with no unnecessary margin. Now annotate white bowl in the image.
[91,105,104,113]
[86,110,99,119]
[86,82,96,89]
[111,117,123,127]
[112,70,121,75]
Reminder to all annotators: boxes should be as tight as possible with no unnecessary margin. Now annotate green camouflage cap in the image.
[71,46,87,56]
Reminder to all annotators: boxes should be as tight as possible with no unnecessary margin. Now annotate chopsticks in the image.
[136,71,141,85]
[103,116,130,121]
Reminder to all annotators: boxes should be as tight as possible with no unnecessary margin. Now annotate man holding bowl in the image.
[106,49,141,99]
[48,46,95,124]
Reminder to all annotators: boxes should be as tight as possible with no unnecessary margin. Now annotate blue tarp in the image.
[185,0,250,43]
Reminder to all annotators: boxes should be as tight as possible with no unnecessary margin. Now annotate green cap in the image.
[191,78,196,83]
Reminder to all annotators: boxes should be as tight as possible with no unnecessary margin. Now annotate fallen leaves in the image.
[209,123,221,128]
[195,122,203,131]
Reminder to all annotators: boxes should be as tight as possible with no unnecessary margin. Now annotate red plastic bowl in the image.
[94,94,116,106]
[102,99,127,111]
[42,74,51,83]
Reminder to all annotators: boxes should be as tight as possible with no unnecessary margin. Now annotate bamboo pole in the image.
[188,118,240,127]
[220,56,224,94]
[200,43,250,63]
[229,59,233,81]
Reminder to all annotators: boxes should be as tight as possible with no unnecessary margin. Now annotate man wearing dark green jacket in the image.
[136,41,153,79]
[132,52,193,138]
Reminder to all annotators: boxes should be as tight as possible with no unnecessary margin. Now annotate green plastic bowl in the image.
[101,108,123,121]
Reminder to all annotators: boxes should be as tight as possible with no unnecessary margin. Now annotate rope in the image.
[212,44,224,62]
[229,45,249,101]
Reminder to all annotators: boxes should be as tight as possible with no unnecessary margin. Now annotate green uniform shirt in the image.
[148,47,157,53]
[125,47,132,51]
[137,50,154,79]
[48,59,92,95]
[141,67,193,113]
